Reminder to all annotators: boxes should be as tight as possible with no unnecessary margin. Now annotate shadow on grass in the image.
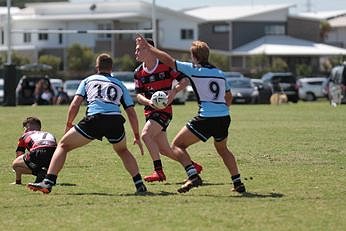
[56,183,77,187]
[173,181,227,186]
[66,191,176,197]
[238,191,284,198]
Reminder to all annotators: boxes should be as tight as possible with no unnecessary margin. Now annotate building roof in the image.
[296,10,346,20]
[329,15,346,27]
[184,4,294,21]
[10,1,202,22]
[230,35,346,56]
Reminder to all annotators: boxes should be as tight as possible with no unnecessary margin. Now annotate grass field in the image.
[1,101,345,231]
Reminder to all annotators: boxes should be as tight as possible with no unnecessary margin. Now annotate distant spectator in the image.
[55,87,69,105]
[33,79,55,106]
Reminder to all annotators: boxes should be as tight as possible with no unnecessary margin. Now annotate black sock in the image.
[133,173,144,189]
[45,174,57,185]
[231,174,242,187]
[153,160,163,171]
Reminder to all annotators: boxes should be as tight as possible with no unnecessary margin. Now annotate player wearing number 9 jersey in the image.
[136,35,246,193]
[28,53,147,194]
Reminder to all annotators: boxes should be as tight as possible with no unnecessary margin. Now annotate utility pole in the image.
[6,0,12,64]
[306,0,312,12]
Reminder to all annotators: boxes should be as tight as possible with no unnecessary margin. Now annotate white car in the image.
[112,72,137,102]
[63,80,82,100]
[0,78,4,103]
[297,77,328,101]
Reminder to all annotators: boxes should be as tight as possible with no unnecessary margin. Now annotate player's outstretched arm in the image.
[124,107,144,155]
[136,34,176,69]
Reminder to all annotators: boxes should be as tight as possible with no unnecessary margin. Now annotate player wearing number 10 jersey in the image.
[28,53,147,194]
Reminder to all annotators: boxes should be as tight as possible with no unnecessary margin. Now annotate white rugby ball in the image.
[151,91,168,109]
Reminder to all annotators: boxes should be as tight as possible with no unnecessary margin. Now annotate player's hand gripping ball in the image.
[151,91,168,109]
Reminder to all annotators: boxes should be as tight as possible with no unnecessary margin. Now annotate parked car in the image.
[0,78,4,103]
[297,77,328,101]
[251,78,271,104]
[63,80,82,101]
[227,77,259,104]
[261,72,299,103]
[16,75,54,105]
[224,71,244,78]
[328,64,346,105]
[112,72,136,102]
[50,78,64,92]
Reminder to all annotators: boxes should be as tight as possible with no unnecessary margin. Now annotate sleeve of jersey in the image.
[75,79,86,97]
[175,60,194,77]
[16,138,26,153]
[119,82,135,109]
[170,68,187,81]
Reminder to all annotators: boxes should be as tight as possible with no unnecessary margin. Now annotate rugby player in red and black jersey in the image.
[12,117,57,185]
[134,38,202,183]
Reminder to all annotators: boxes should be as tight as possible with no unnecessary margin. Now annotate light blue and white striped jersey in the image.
[75,73,134,116]
[176,61,230,117]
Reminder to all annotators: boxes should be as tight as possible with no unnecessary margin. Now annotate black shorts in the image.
[23,147,56,172]
[75,114,126,143]
[146,111,172,131]
[186,115,231,142]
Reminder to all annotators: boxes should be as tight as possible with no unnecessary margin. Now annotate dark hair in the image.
[96,53,113,71]
[146,38,155,47]
[23,117,41,130]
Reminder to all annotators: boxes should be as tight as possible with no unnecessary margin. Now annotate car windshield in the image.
[228,79,252,88]
[273,75,295,83]
[66,83,80,90]
[224,72,244,78]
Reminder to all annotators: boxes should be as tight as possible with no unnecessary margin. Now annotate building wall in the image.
[327,27,346,48]
[287,17,320,42]
[232,21,286,48]
[198,22,230,50]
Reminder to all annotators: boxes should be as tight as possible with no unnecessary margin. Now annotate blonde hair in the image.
[190,40,210,64]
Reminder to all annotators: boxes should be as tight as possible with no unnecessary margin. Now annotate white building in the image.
[0,1,202,69]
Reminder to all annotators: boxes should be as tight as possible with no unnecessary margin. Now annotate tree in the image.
[67,44,94,75]
[39,55,61,73]
[320,20,331,42]
[114,54,136,71]
[209,52,229,71]
[295,63,312,77]
[271,58,288,72]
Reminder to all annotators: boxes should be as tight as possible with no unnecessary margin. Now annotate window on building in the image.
[23,33,31,43]
[38,32,48,41]
[59,29,63,44]
[181,29,194,40]
[265,25,285,35]
[97,23,112,39]
[213,24,229,33]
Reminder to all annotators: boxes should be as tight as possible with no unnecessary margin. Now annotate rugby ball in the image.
[151,91,168,109]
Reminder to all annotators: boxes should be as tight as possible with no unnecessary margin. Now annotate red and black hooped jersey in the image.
[134,60,186,116]
[16,130,57,153]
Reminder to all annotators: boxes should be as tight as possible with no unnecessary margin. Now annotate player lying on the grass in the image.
[136,34,246,193]
[12,117,57,185]
[134,38,203,183]
[27,53,147,194]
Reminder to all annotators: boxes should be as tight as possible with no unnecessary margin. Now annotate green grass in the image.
[1,101,346,231]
